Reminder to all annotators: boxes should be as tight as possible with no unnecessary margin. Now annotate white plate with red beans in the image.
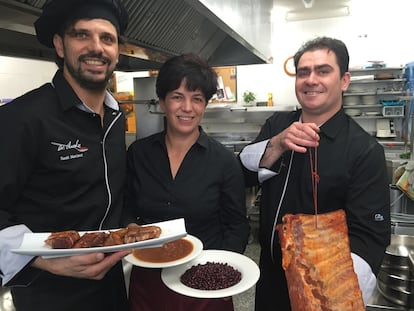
[161,249,260,298]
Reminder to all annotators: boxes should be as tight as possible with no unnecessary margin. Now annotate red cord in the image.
[309,140,319,228]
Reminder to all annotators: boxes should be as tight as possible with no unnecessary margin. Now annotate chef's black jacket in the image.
[240,108,390,311]
[0,70,127,311]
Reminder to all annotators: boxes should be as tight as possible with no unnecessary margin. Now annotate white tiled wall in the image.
[0,56,57,100]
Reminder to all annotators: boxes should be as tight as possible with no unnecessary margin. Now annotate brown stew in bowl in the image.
[133,238,193,263]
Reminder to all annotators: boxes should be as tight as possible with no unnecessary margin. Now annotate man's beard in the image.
[66,53,115,91]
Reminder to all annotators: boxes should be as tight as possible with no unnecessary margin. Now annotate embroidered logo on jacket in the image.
[51,140,89,161]
[374,213,384,221]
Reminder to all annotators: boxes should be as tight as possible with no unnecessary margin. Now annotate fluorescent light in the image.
[286,6,350,22]
[303,0,314,9]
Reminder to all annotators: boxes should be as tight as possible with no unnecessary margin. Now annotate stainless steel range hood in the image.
[0,0,270,71]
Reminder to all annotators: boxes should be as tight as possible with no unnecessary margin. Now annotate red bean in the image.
[180,261,241,290]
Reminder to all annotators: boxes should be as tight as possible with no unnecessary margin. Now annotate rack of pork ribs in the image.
[276,209,365,311]
[44,223,162,249]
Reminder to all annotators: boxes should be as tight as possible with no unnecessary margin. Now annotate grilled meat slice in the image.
[44,230,80,249]
[124,224,162,243]
[72,232,108,248]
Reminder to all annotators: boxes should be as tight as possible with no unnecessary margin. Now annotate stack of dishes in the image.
[343,95,360,106]
[361,95,377,105]
[377,234,414,307]
[344,108,361,117]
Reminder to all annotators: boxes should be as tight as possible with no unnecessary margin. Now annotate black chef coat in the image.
[240,108,390,311]
[0,70,127,311]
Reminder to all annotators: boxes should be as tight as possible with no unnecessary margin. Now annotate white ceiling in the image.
[273,0,352,20]
[274,0,350,11]
[0,0,354,36]
[0,0,355,67]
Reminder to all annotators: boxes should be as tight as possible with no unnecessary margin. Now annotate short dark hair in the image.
[156,53,218,102]
[293,37,349,77]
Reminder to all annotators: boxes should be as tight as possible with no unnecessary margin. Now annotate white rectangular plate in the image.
[11,218,187,258]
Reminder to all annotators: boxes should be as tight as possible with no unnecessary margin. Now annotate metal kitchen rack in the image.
[345,67,408,151]
[201,105,296,153]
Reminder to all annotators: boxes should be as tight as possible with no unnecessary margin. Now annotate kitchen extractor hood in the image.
[0,0,270,71]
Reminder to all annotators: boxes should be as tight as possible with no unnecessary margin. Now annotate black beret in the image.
[34,0,128,48]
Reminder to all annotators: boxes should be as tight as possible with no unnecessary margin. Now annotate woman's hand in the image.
[31,249,131,280]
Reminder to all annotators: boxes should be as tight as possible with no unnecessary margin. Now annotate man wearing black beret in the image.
[0,0,131,310]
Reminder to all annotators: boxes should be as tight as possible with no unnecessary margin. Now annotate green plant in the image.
[243,91,256,103]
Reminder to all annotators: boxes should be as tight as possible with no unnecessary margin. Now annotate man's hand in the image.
[31,249,131,280]
[260,122,319,168]
[275,122,320,154]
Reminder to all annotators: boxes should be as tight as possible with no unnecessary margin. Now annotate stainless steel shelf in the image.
[378,140,406,146]
[352,115,404,120]
[345,91,405,96]
[399,96,414,100]
[350,67,405,74]
[349,78,406,84]
[344,104,382,108]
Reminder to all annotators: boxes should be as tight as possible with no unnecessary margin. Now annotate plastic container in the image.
[267,93,273,106]
[383,105,404,117]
